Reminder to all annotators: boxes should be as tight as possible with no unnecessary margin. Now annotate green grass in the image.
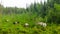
[0,14,60,34]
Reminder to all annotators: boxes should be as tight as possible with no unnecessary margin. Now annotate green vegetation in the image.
[0,0,60,34]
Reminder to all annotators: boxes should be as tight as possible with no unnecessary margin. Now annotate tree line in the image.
[0,0,60,24]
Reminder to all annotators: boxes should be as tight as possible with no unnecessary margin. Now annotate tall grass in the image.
[0,14,60,34]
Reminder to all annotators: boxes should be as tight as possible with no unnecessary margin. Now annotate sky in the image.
[0,0,47,8]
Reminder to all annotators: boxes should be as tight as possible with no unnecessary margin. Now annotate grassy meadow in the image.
[0,14,60,34]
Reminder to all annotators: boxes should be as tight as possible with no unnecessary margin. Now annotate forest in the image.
[0,0,60,34]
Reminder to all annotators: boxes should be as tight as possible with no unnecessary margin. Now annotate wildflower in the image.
[37,22,47,27]
[24,23,29,27]
[5,19,9,22]
[13,21,19,24]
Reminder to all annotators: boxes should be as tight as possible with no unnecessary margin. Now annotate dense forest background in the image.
[0,0,60,24]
